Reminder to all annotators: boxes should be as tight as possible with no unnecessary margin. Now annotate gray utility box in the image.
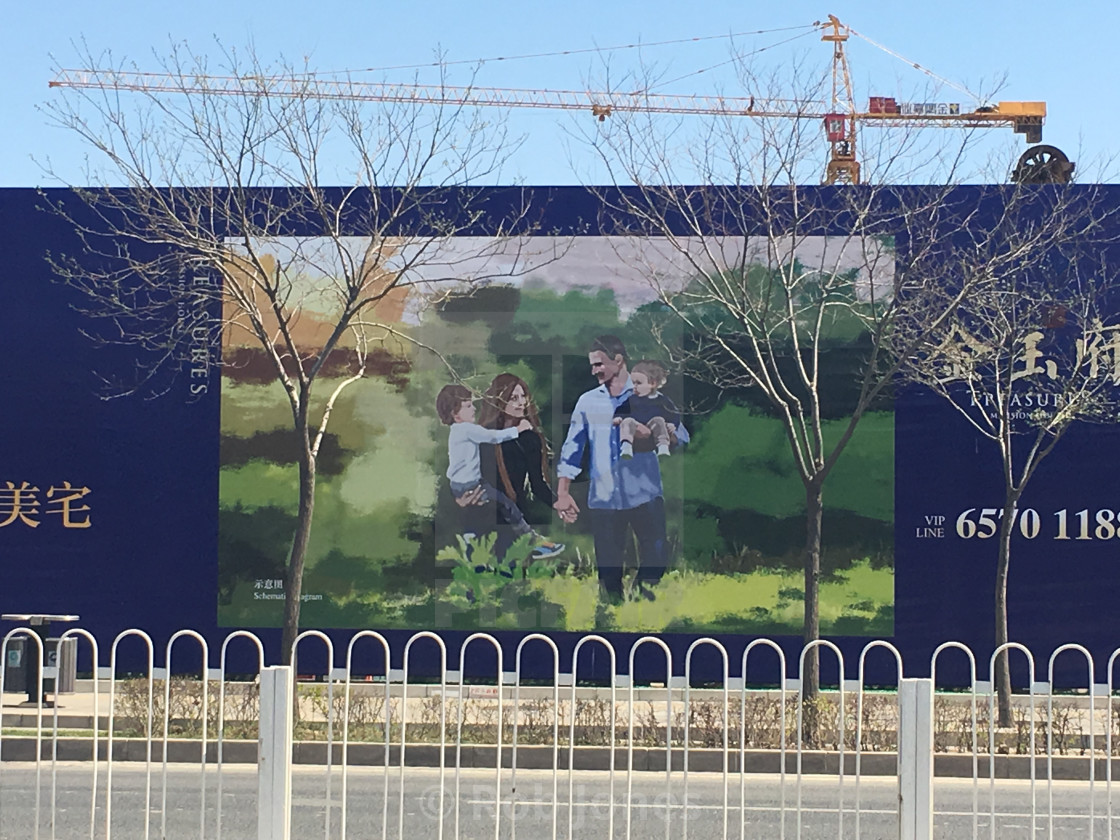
[45,636,77,694]
[2,637,76,695]
[3,638,27,693]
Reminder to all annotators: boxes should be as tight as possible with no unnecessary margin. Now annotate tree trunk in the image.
[994,496,1020,728]
[802,478,824,745]
[280,441,316,667]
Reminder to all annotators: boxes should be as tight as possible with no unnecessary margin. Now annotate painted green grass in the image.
[220,551,892,636]
[532,557,893,634]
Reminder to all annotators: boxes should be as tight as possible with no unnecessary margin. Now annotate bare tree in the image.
[42,43,542,665]
[580,56,1103,699]
[897,185,1119,725]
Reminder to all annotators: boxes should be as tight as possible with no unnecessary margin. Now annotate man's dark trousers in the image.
[590,496,667,598]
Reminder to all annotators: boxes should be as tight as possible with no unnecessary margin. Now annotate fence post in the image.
[898,677,934,840]
[259,665,293,840]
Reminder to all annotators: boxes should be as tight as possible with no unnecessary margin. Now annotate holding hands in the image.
[553,491,580,524]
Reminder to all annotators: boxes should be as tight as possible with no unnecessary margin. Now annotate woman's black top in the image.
[481,429,554,520]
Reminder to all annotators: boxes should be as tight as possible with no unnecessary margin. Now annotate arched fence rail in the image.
[3,628,1119,839]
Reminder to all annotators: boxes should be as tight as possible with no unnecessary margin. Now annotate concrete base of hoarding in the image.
[0,734,1114,780]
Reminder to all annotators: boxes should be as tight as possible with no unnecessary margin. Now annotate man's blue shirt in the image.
[557,377,689,510]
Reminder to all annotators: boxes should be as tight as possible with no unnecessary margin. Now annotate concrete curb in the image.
[1,737,1115,779]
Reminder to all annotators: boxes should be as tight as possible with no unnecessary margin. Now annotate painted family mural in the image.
[216,234,894,634]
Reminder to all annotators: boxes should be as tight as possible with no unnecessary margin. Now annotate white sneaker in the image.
[620,441,634,459]
[656,444,670,457]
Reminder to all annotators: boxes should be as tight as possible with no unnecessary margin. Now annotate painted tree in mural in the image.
[43,45,540,665]
[897,186,1120,724]
[583,56,1109,700]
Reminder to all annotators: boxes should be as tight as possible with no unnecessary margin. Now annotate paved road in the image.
[0,762,1115,838]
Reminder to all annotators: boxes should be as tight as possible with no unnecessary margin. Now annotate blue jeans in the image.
[589,496,667,598]
[451,480,531,537]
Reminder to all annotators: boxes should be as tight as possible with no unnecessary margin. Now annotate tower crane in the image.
[814,15,1066,184]
[49,15,1069,185]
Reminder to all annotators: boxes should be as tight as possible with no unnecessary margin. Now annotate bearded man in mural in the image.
[554,335,689,603]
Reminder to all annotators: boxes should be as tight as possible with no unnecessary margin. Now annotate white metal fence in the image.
[1,628,1118,839]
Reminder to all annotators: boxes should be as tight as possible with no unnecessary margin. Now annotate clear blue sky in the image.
[4,0,1116,186]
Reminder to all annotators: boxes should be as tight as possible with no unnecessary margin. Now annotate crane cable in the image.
[845,26,983,105]
[293,24,819,78]
[642,26,821,96]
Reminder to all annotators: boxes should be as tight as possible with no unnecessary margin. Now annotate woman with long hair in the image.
[477,372,555,520]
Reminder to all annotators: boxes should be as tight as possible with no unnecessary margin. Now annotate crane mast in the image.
[821,14,860,184]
